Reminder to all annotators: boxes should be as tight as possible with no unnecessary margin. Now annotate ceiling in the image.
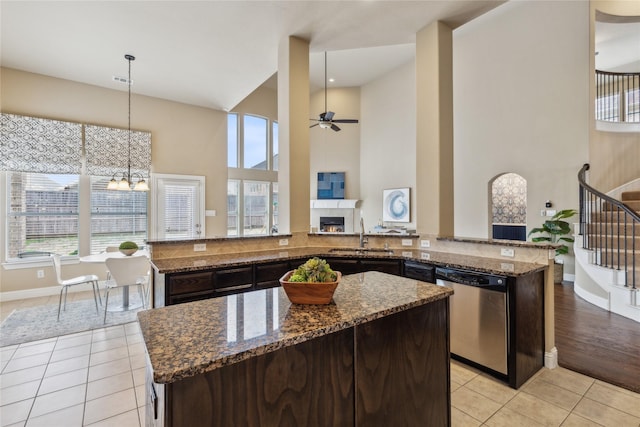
[1,1,503,111]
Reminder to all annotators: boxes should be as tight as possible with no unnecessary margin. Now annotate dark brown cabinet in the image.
[156,257,432,307]
[254,261,291,290]
[213,266,253,296]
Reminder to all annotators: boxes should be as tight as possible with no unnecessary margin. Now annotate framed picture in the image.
[317,172,345,199]
[382,188,410,223]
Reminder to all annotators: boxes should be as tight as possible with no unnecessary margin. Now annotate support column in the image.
[277,36,310,234]
[415,21,454,237]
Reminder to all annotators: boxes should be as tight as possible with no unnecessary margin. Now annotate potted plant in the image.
[528,209,577,283]
[280,257,341,304]
[118,241,139,256]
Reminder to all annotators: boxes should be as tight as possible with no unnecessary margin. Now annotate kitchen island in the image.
[139,271,453,427]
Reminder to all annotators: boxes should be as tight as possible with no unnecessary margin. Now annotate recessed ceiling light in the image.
[329,78,335,83]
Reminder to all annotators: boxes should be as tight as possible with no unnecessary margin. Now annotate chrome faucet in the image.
[359,217,368,248]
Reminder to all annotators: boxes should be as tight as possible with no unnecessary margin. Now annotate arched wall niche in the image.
[489,172,527,241]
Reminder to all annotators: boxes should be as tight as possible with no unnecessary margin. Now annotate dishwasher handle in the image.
[435,268,507,292]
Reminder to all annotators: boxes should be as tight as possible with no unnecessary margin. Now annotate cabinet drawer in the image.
[360,259,401,275]
[325,257,361,275]
[255,262,290,282]
[213,266,254,291]
[168,271,214,296]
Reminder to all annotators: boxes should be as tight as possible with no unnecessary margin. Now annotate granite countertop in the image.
[150,247,546,277]
[138,271,453,384]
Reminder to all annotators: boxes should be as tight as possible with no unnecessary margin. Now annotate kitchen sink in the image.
[328,247,394,255]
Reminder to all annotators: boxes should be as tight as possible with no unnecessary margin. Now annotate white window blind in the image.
[151,175,204,240]
[90,176,147,254]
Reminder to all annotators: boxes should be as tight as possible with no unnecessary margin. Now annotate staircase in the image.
[575,165,639,323]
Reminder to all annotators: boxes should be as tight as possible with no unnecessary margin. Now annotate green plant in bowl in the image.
[118,241,139,256]
[288,257,337,283]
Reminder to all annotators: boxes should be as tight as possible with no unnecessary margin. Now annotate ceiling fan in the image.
[310,52,359,132]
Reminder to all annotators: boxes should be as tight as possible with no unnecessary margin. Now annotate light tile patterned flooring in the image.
[1,293,640,426]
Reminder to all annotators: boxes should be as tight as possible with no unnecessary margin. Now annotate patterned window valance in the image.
[85,125,151,178]
[0,113,82,174]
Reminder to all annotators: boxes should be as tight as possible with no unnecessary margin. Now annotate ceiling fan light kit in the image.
[310,51,359,132]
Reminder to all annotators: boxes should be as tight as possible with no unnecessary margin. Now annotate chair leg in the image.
[95,281,103,306]
[91,281,100,313]
[63,287,69,311]
[57,287,65,321]
[103,289,110,324]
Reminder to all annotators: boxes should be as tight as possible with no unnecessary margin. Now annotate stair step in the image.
[589,211,640,222]
[585,223,640,236]
[585,235,638,249]
[602,200,640,212]
[621,191,640,201]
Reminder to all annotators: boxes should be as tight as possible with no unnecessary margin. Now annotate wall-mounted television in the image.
[317,172,345,199]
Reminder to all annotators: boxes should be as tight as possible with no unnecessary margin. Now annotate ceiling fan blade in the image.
[324,111,335,121]
[332,119,359,123]
[319,112,327,120]
[310,123,319,128]
[331,124,341,132]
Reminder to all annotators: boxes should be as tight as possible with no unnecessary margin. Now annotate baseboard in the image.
[545,347,558,369]
[0,283,98,302]
[563,273,575,282]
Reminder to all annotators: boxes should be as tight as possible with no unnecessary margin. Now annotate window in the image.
[227,113,278,236]
[2,113,151,262]
[243,115,268,170]
[626,88,640,123]
[6,172,79,258]
[90,176,147,253]
[151,174,204,240]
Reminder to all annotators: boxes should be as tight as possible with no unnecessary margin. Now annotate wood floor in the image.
[555,282,640,393]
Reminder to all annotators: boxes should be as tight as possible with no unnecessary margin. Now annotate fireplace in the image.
[320,216,345,233]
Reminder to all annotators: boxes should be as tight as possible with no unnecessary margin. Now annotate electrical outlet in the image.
[36,270,45,279]
[546,209,557,217]
[205,210,217,217]
[500,248,515,258]
[420,239,430,248]
[279,239,289,246]
[401,239,413,247]
[194,243,207,252]
[421,252,431,260]
[402,251,413,257]
[500,263,515,272]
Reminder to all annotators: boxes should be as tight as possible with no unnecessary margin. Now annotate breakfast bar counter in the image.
[139,271,453,426]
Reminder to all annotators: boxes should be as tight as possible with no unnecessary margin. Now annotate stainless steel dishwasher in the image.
[435,267,508,375]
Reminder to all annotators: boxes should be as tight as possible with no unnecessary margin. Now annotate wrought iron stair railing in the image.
[579,164,638,293]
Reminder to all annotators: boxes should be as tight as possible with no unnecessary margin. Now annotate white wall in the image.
[310,87,361,202]
[360,60,416,232]
[452,1,590,243]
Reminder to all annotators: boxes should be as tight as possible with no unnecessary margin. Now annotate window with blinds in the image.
[90,176,147,254]
[6,172,80,259]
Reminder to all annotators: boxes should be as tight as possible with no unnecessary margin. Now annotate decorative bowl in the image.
[119,248,138,256]
[279,271,341,305]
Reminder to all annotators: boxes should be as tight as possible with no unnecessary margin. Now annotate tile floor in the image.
[2,294,640,426]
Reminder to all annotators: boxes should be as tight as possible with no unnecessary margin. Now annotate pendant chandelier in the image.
[107,54,149,191]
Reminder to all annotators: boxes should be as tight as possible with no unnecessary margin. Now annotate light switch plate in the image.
[420,240,430,248]
[500,248,515,257]
[401,239,413,247]
[279,239,289,246]
[205,210,217,217]
[194,243,206,252]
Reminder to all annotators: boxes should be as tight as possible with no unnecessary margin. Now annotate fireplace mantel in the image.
[310,199,360,209]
